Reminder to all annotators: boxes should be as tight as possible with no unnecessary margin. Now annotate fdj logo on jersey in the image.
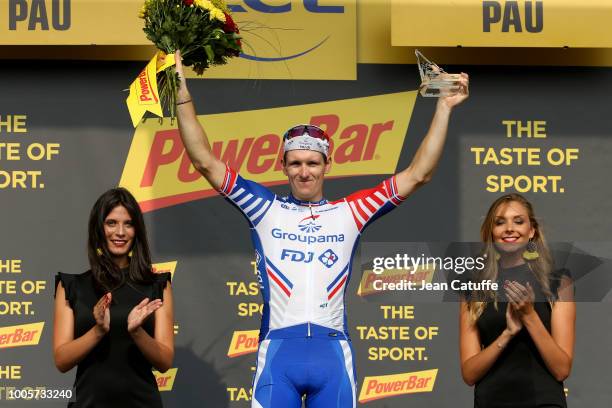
[227,0,344,62]
[281,249,314,263]
[318,249,339,268]
[298,215,322,234]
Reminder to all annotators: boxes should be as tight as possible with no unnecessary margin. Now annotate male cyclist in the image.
[174,52,469,408]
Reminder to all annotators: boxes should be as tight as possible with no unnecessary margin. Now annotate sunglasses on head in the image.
[283,124,330,142]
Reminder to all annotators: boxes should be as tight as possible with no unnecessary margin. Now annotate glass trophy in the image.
[416,50,462,97]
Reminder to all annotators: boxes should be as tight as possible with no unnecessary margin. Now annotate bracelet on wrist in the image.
[176,99,192,105]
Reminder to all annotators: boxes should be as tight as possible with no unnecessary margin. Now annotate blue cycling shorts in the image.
[251,338,356,408]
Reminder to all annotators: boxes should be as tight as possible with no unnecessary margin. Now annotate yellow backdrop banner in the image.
[0,0,356,79]
[392,0,612,48]
[119,91,417,212]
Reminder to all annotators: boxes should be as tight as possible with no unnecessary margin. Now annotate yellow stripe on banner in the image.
[0,0,356,80]
[5,2,612,66]
[0,0,145,45]
[392,0,612,48]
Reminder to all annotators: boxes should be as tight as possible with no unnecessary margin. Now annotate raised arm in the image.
[174,50,226,190]
[395,73,469,198]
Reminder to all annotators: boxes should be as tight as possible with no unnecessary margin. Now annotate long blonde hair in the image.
[468,194,553,321]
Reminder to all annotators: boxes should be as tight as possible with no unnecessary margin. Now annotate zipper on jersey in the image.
[306,203,313,338]
[306,264,312,337]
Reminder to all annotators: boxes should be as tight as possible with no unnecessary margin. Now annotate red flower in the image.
[231,39,242,56]
[223,12,238,33]
[183,0,194,5]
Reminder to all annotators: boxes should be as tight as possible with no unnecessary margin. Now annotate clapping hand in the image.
[505,302,523,336]
[93,293,111,335]
[504,280,535,317]
[127,298,163,334]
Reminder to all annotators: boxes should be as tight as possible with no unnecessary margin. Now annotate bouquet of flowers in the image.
[128,0,242,125]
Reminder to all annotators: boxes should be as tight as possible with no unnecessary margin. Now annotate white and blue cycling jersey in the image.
[219,165,406,340]
[218,165,406,407]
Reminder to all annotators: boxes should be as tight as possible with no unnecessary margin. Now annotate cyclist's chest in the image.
[255,201,360,270]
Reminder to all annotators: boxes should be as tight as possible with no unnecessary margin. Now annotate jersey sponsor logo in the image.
[318,248,339,268]
[227,330,260,358]
[281,249,314,263]
[280,203,299,211]
[254,251,264,289]
[153,368,178,392]
[316,206,339,213]
[298,215,322,233]
[0,322,44,348]
[121,92,417,212]
[358,369,437,403]
[256,270,264,290]
[271,228,345,244]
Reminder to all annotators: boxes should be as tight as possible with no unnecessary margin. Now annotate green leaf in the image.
[204,45,214,62]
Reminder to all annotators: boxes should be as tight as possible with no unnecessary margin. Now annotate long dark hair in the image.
[87,187,154,295]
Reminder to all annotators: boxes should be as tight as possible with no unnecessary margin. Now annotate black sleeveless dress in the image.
[55,270,171,408]
[474,264,570,408]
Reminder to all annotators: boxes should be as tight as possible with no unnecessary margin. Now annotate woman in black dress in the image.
[53,188,174,407]
[460,193,575,407]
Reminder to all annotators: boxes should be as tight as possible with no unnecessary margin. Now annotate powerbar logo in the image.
[227,330,259,358]
[359,369,437,403]
[358,264,436,296]
[120,92,417,212]
[271,228,345,244]
[0,322,44,349]
[153,368,178,391]
[152,261,178,278]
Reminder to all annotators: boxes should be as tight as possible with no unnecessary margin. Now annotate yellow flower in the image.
[195,0,226,22]
[195,0,213,11]
[210,0,230,13]
[138,0,154,19]
[210,8,226,22]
